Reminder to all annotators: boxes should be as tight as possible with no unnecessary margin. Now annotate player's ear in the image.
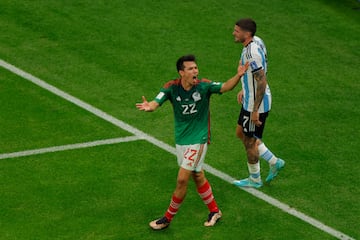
[179,70,184,77]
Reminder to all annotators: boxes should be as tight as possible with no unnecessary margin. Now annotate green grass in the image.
[0,0,359,239]
[0,142,333,240]
[0,68,129,153]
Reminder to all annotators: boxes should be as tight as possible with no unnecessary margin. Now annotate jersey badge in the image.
[192,91,201,102]
[250,61,258,70]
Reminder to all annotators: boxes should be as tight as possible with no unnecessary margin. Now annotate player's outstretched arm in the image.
[136,96,159,112]
[220,62,249,93]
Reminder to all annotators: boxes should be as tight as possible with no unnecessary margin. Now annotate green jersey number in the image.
[181,103,197,115]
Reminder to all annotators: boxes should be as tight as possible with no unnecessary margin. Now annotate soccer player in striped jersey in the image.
[232,18,285,188]
[136,55,249,230]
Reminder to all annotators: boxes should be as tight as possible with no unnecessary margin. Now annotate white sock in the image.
[258,143,278,166]
[247,162,261,183]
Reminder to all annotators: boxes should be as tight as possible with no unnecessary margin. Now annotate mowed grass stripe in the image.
[0,59,355,240]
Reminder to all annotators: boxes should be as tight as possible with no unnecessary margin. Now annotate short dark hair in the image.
[176,54,196,72]
[235,18,257,37]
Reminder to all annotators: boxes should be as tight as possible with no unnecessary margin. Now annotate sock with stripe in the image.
[258,142,278,166]
[248,161,262,183]
[197,180,219,213]
[164,194,183,222]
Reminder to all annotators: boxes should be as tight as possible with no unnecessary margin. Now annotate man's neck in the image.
[242,37,253,47]
[181,78,193,91]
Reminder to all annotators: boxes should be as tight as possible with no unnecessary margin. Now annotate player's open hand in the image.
[251,111,262,127]
[136,96,151,111]
[237,61,249,77]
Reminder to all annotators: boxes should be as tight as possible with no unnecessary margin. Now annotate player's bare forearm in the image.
[136,96,160,112]
[220,74,241,93]
[253,69,267,112]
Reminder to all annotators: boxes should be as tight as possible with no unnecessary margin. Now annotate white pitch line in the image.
[0,59,355,240]
[203,164,355,240]
[0,136,142,160]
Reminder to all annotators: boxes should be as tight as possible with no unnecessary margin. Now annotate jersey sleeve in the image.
[208,81,223,94]
[201,79,223,94]
[154,88,170,106]
[249,46,264,73]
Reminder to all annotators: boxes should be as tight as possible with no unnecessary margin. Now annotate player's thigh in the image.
[236,124,245,141]
[176,143,208,173]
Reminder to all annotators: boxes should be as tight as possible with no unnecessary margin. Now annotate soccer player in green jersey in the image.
[136,55,249,230]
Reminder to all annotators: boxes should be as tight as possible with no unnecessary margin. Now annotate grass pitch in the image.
[0,0,359,239]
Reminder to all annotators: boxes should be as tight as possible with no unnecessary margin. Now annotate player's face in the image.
[233,25,247,43]
[179,61,199,85]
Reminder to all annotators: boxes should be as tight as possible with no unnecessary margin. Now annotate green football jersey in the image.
[154,78,223,145]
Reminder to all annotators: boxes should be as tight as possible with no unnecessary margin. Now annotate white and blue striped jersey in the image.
[253,36,267,65]
[240,36,271,113]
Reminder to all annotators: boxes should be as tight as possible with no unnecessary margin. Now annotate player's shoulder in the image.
[253,36,265,46]
[163,78,181,89]
[197,78,219,87]
[253,35,267,55]
[197,78,222,89]
[249,41,262,52]
[198,78,212,83]
[245,41,263,59]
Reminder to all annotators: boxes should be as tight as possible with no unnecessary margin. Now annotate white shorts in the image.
[176,143,208,172]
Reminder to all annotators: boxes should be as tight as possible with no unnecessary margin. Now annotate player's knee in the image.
[244,137,256,149]
[246,147,256,157]
[192,172,205,184]
[256,139,263,146]
[177,176,189,187]
[193,171,202,178]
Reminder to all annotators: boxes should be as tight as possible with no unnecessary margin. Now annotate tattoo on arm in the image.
[253,69,267,112]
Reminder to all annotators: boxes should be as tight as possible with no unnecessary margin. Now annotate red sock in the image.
[164,194,183,222]
[197,180,219,213]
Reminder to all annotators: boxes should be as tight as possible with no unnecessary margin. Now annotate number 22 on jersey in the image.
[181,103,197,115]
